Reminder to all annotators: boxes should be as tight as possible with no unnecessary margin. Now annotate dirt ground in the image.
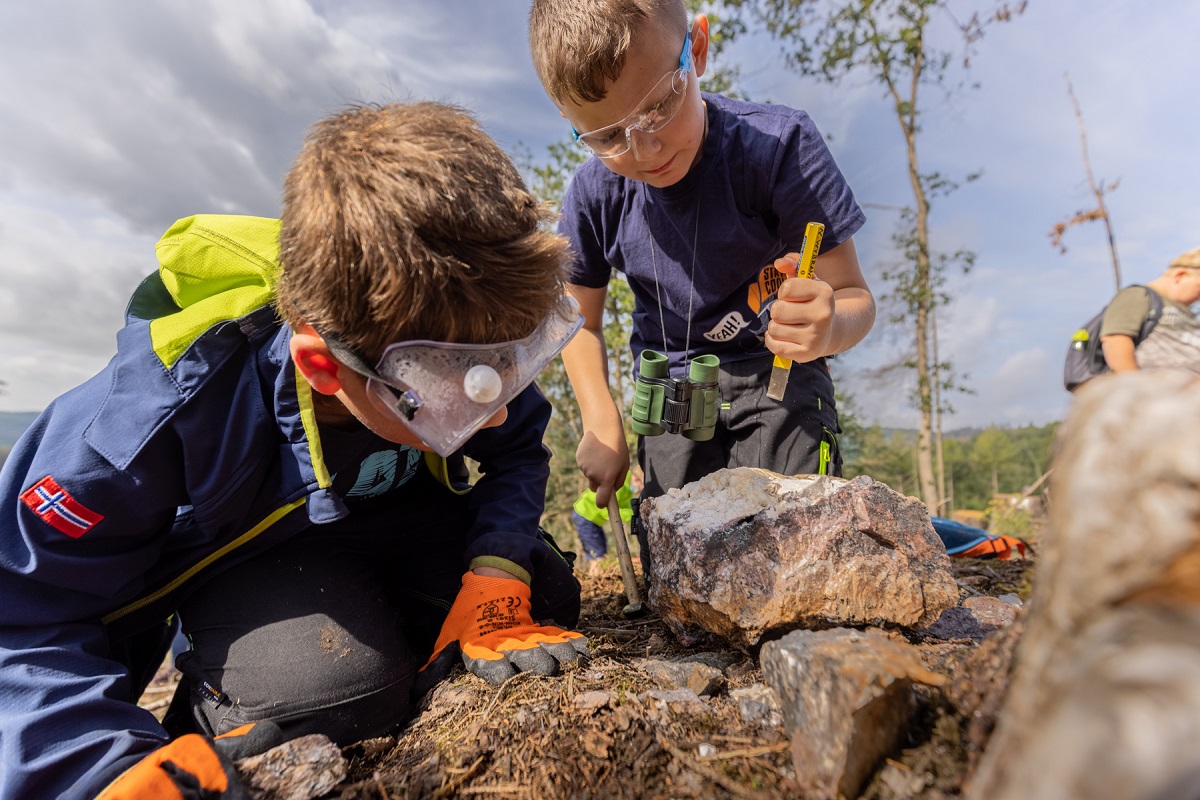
[143,553,1035,799]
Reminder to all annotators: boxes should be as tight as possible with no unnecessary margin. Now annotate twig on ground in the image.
[659,737,758,798]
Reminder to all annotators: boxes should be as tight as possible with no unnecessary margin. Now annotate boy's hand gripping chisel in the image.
[765,222,825,401]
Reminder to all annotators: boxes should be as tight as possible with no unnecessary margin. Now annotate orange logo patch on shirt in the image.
[747,266,786,315]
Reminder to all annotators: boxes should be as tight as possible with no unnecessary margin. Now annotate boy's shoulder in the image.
[706,92,812,135]
[565,153,630,207]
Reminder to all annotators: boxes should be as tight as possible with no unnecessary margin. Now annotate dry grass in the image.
[141,556,1037,799]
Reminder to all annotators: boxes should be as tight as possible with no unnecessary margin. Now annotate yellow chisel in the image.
[765,221,825,401]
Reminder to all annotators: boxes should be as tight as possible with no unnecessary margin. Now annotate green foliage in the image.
[688,0,749,97]
[842,420,1058,512]
[987,501,1038,540]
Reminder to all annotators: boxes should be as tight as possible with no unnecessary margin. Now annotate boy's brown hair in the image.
[276,102,569,360]
[528,0,688,105]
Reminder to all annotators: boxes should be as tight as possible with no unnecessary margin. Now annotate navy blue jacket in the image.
[0,215,557,798]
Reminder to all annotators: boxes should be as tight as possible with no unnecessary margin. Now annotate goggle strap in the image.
[314,328,422,420]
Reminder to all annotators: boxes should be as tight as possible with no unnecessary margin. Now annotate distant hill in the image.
[0,411,40,448]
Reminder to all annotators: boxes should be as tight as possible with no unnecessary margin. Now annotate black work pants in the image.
[167,489,578,745]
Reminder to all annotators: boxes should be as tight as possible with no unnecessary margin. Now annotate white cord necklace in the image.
[645,190,701,370]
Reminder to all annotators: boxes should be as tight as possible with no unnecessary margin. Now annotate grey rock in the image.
[729,684,782,726]
[633,656,726,696]
[761,627,946,800]
[923,596,1021,641]
[573,690,614,711]
[645,688,708,716]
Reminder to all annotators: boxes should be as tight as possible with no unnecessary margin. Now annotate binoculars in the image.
[630,350,719,440]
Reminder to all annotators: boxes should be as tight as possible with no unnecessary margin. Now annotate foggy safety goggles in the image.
[320,294,583,457]
[570,30,692,158]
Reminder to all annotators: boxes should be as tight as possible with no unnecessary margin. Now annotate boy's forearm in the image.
[826,287,877,356]
[560,328,623,432]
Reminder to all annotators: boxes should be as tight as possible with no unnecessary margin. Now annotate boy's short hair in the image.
[529,0,688,105]
[276,102,569,360]
[1170,247,1200,270]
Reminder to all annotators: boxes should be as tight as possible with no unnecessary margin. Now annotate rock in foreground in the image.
[642,469,957,649]
[967,370,1200,800]
[762,627,947,800]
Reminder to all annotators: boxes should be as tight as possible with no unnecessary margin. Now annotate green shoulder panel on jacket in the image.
[149,215,282,367]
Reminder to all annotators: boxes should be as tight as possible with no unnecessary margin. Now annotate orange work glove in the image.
[419,572,589,688]
[97,721,282,800]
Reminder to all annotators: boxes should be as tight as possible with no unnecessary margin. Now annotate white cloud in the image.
[0,0,1197,424]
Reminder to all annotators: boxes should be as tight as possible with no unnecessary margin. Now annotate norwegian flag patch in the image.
[19,476,105,538]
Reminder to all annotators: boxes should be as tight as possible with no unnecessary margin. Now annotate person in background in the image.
[571,466,643,567]
[1101,247,1200,374]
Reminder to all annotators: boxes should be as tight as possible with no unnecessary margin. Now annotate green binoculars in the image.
[630,350,719,440]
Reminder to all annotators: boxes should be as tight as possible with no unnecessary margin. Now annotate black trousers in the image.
[162,488,578,745]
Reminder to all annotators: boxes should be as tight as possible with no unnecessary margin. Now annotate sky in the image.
[0,0,1196,431]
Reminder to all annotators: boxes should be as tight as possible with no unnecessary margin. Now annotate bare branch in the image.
[1048,73,1122,290]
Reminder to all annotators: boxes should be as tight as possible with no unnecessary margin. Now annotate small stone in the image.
[762,628,945,800]
[730,684,782,726]
[574,690,613,711]
[633,657,725,696]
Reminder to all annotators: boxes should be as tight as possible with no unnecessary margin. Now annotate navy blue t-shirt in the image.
[559,92,866,373]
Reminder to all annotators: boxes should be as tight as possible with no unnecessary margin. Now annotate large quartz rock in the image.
[641,468,957,649]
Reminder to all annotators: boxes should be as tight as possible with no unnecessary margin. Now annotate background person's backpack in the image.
[1064,285,1163,392]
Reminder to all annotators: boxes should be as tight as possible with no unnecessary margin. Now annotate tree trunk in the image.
[933,307,947,511]
[907,130,937,512]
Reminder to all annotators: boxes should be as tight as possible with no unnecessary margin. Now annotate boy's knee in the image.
[178,615,417,745]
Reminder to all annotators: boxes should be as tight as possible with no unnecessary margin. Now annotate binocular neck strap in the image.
[644,189,701,369]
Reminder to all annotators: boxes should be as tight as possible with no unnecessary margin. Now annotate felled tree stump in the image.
[640,469,957,649]
[967,370,1200,800]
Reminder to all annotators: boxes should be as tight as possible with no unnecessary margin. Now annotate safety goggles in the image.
[570,30,692,158]
[320,294,583,457]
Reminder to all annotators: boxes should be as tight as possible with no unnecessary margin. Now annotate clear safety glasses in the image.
[571,31,692,158]
[320,294,583,457]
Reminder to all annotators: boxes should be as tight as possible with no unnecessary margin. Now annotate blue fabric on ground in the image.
[930,516,995,556]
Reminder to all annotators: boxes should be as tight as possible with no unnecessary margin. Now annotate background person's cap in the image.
[1170,247,1200,269]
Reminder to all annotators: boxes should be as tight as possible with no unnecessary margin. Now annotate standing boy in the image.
[527,1,875,515]
[0,102,587,799]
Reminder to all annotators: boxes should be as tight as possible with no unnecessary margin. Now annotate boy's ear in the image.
[691,14,710,79]
[289,325,344,396]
